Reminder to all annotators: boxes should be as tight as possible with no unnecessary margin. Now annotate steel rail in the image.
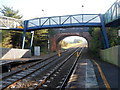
[34,48,80,89]
[1,50,68,90]
[59,47,84,89]
[1,51,65,80]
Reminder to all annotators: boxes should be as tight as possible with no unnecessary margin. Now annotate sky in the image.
[0,0,117,20]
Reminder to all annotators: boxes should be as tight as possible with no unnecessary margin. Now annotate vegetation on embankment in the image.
[89,27,120,57]
[59,40,83,49]
[1,29,49,54]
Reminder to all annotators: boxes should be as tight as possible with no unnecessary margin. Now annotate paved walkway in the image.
[66,59,98,89]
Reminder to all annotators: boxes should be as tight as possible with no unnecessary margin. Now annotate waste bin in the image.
[34,46,40,56]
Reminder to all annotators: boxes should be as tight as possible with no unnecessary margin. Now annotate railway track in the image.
[1,50,66,79]
[1,50,68,89]
[1,48,84,89]
[35,47,84,89]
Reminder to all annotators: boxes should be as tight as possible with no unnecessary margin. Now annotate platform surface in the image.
[0,52,58,66]
[66,59,98,88]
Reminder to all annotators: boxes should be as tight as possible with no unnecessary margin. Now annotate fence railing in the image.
[0,16,23,29]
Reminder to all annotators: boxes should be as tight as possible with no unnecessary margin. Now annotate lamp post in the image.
[82,5,84,23]
[82,5,84,13]
[81,0,86,22]
[41,9,45,17]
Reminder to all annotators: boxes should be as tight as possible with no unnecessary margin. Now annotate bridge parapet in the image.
[0,16,23,29]
[104,0,120,25]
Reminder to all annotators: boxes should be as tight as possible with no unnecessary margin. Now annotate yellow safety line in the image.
[93,60,111,90]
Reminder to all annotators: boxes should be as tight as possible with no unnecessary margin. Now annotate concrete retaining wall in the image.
[0,48,31,59]
[100,45,120,67]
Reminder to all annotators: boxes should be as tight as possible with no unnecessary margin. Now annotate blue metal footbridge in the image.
[0,0,120,49]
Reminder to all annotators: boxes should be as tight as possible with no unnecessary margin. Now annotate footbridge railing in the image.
[25,14,101,31]
[104,0,120,24]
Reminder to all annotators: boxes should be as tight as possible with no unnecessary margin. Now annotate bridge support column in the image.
[30,31,34,49]
[100,14,110,49]
[22,21,28,49]
[50,38,57,52]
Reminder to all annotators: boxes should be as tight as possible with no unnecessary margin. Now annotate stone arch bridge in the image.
[50,27,91,51]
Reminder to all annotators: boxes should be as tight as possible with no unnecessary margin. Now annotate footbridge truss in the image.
[104,0,120,26]
[25,14,101,31]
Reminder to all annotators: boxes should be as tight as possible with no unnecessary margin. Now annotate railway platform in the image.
[0,51,58,66]
[66,59,98,88]
[0,51,59,73]
[66,48,119,89]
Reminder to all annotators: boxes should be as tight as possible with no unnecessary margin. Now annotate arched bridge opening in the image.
[58,36,88,50]
[50,29,91,51]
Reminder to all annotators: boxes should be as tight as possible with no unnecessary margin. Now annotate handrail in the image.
[26,14,101,30]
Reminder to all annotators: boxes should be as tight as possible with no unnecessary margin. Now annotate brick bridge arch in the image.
[50,32,91,51]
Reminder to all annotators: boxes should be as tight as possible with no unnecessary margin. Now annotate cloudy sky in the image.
[0,0,116,20]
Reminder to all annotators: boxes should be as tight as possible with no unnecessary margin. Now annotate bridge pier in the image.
[100,14,110,49]
[22,21,28,49]
[30,31,34,49]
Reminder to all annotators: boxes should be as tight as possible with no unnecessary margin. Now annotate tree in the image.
[0,5,22,19]
[89,27,103,56]
[106,27,120,46]
[89,27,120,57]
